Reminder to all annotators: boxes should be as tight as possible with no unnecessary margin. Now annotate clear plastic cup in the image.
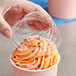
[10,12,61,76]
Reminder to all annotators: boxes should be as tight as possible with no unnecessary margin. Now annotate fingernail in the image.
[3,29,12,38]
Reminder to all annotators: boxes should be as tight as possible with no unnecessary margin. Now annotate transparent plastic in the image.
[12,12,61,49]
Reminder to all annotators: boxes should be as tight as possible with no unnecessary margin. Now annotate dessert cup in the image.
[10,12,61,76]
[47,0,76,19]
[10,57,60,76]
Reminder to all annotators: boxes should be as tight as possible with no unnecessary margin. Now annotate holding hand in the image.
[0,0,53,38]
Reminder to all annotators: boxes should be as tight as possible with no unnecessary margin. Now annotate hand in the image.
[0,0,54,38]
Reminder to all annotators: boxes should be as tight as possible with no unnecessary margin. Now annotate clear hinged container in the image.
[12,12,61,50]
[10,12,61,76]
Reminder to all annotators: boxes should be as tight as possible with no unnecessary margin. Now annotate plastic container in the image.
[47,0,76,19]
[10,58,59,76]
[10,12,61,76]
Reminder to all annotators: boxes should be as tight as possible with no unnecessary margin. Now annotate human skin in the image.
[0,0,54,38]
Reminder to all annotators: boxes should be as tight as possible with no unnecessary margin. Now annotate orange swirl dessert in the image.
[11,35,60,70]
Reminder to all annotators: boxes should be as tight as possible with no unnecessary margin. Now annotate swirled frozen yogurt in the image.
[11,35,60,70]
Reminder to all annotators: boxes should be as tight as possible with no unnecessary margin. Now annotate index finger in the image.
[22,1,54,31]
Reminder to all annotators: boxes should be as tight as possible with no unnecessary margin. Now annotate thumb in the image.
[0,14,12,38]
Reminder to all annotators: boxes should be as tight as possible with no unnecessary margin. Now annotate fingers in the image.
[22,1,54,31]
[1,0,54,30]
[0,14,12,38]
[22,1,53,22]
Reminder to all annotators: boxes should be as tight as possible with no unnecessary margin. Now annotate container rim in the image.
[10,55,60,72]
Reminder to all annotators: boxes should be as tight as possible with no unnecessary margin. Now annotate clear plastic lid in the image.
[12,12,61,49]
